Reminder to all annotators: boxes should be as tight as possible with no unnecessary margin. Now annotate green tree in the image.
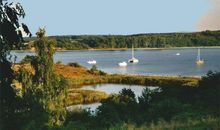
[0,0,31,129]
[19,29,68,129]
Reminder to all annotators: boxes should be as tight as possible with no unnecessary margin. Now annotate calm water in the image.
[66,103,102,113]
[67,84,155,112]
[81,84,156,99]
[12,48,220,76]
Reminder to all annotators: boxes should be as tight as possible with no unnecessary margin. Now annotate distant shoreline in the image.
[14,46,220,52]
[87,46,220,51]
[13,46,220,53]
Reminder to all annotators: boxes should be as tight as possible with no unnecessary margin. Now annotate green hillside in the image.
[23,30,220,50]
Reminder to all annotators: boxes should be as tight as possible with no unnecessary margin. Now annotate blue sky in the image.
[15,0,213,35]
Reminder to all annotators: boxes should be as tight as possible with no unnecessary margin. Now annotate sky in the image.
[10,0,220,35]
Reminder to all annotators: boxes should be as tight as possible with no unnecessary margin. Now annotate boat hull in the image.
[118,62,127,67]
[196,60,204,65]
[128,58,139,63]
[87,60,97,65]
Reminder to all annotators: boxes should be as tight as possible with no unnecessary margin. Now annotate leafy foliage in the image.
[20,55,36,64]
[18,29,68,129]
[0,0,31,129]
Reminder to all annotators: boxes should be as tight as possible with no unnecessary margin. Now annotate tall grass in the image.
[108,117,220,130]
[67,89,108,105]
[54,64,199,88]
[68,74,199,88]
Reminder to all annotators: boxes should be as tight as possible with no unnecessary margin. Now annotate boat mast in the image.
[197,48,200,61]
[132,44,134,58]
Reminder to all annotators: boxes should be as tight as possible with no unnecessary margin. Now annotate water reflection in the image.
[82,84,149,99]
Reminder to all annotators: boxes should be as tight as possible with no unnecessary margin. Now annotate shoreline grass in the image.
[68,74,200,88]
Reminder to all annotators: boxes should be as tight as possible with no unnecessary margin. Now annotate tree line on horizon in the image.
[21,30,220,50]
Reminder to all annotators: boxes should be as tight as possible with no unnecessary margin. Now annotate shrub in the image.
[67,62,82,68]
[56,60,62,64]
[20,55,36,64]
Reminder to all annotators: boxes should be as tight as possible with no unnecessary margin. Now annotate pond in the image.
[67,84,158,112]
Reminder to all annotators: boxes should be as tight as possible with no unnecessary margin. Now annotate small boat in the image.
[176,53,180,56]
[87,60,97,65]
[128,44,139,63]
[196,48,204,65]
[118,62,127,67]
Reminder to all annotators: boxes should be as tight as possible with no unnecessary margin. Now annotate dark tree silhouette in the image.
[0,0,31,129]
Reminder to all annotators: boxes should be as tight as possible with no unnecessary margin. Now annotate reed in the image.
[109,117,220,130]
[67,74,200,88]
[67,89,108,105]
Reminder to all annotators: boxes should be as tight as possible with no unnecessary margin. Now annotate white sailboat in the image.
[196,48,204,65]
[87,60,97,65]
[176,53,180,56]
[128,44,139,63]
[118,61,127,67]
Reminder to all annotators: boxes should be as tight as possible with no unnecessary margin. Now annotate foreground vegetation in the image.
[107,118,220,130]
[22,30,220,50]
[60,71,220,130]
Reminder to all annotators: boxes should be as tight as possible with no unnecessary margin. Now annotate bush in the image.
[20,55,36,64]
[87,65,107,76]
[90,65,97,72]
[94,89,139,128]
[67,62,82,68]
[56,61,62,64]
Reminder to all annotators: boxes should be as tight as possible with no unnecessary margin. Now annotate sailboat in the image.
[196,48,204,65]
[128,44,139,63]
[87,60,96,65]
[118,61,127,67]
[176,53,180,56]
